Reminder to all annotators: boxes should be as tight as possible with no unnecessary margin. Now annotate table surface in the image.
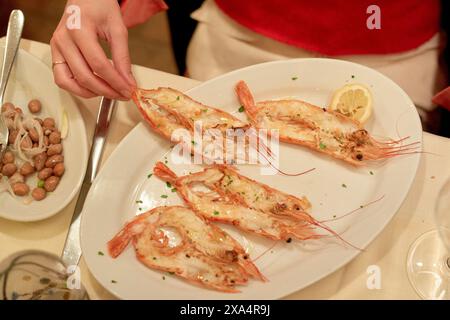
[1,39,449,300]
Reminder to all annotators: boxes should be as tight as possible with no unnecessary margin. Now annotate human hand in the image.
[50,0,136,100]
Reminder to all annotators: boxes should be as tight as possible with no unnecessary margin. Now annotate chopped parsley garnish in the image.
[176,96,180,101]
[191,140,197,145]
[369,171,374,175]
[225,176,233,186]
[319,142,327,150]
[97,251,104,256]
[161,195,168,199]
[342,183,347,188]
[291,76,298,80]
[147,173,153,178]
[162,276,166,280]
[111,280,117,284]
[166,182,172,188]
[135,200,143,204]
[213,210,220,216]
[333,215,337,218]
[37,180,45,188]
[238,106,245,113]
[360,205,364,209]
[171,188,177,192]
[152,257,157,260]
[351,75,355,79]
[138,207,143,211]
[202,109,208,113]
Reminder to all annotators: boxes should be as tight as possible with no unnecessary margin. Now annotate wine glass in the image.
[407,178,450,300]
[0,250,87,300]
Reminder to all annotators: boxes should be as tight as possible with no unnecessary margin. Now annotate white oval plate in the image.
[81,59,421,299]
[0,47,88,221]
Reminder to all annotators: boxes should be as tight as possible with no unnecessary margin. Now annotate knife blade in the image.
[61,97,116,267]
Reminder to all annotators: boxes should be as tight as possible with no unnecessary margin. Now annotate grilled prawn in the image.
[133,87,270,164]
[235,81,420,166]
[108,206,265,293]
[154,162,341,242]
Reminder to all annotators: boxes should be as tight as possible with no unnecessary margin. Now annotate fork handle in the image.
[0,10,24,103]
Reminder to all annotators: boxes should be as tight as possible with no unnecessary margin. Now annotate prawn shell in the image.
[153,162,318,242]
[236,81,418,166]
[107,206,265,292]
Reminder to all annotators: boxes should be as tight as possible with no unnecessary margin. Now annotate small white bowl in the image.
[0,46,88,222]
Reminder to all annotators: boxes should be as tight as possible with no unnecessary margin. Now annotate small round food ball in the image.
[38,167,53,180]
[2,151,15,164]
[53,162,65,177]
[2,163,16,177]
[20,136,32,149]
[20,162,35,176]
[28,128,39,142]
[31,187,46,201]
[43,117,55,128]
[12,183,29,196]
[8,129,18,145]
[47,143,63,156]
[48,131,61,144]
[44,176,60,192]
[33,152,48,171]
[45,154,63,168]
[1,102,15,113]
[28,99,42,114]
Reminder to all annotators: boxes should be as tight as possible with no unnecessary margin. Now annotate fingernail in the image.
[120,89,131,99]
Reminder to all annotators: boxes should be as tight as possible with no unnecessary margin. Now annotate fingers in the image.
[71,25,134,97]
[52,30,126,100]
[50,41,97,99]
[109,25,137,88]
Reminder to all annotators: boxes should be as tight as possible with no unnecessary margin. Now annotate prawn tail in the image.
[153,161,178,185]
[235,81,258,118]
[108,213,150,258]
[107,227,135,258]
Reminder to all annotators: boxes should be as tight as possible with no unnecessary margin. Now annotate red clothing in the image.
[120,0,168,28]
[215,0,440,55]
[433,87,450,111]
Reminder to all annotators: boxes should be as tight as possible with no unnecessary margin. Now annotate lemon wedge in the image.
[329,83,373,123]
